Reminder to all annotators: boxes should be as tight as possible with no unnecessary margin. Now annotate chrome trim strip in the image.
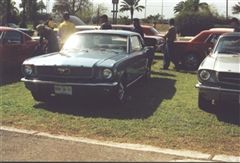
[195,83,240,93]
[21,78,118,87]
[126,74,144,88]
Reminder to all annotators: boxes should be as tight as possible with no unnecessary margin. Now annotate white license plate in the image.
[54,85,72,95]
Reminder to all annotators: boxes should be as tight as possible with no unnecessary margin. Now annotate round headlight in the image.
[24,65,33,75]
[199,70,210,81]
[102,69,112,79]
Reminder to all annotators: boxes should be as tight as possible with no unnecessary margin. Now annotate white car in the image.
[195,32,240,113]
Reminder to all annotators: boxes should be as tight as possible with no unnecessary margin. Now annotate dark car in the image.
[172,28,233,70]
[195,32,240,113]
[111,24,165,52]
[0,27,40,72]
[21,30,154,104]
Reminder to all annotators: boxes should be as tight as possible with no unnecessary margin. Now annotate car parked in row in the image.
[196,32,240,113]
[111,24,165,52]
[172,28,234,70]
[6,23,35,36]
[0,27,41,73]
[21,30,154,104]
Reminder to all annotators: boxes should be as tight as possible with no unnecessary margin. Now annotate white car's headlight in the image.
[199,70,211,81]
[198,69,217,83]
[102,68,112,79]
[23,65,34,76]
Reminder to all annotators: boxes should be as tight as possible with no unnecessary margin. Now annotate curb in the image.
[1,126,239,162]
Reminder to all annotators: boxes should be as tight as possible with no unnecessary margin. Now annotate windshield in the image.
[143,27,160,36]
[215,36,240,54]
[62,33,128,54]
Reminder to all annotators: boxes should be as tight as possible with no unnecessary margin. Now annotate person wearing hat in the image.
[58,12,76,47]
[100,14,112,30]
[36,24,59,54]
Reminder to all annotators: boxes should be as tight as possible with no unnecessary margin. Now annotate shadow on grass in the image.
[216,103,240,125]
[151,70,176,77]
[34,77,176,120]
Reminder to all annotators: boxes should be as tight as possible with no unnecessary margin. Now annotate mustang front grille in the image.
[36,66,93,79]
[218,72,240,86]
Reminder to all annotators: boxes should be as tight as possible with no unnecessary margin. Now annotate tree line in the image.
[0,0,239,35]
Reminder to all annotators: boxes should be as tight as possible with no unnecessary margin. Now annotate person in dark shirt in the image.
[162,18,177,70]
[36,24,60,53]
[100,14,112,30]
[132,18,144,39]
[230,17,240,32]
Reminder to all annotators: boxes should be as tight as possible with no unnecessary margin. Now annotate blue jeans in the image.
[163,42,174,69]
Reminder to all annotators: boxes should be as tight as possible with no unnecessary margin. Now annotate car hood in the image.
[23,50,128,67]
[199,54,240,73]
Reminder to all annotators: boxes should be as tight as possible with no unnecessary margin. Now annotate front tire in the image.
[143,66,151,82]
[182,53,200,71]
[31,91,49,102]
[198,92,216,113]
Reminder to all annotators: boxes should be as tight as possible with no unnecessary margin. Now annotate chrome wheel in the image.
[183,53,199,70]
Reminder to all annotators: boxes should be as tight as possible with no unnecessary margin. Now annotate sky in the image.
[14,0,240,19]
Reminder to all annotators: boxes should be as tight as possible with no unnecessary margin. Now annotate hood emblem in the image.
[57,67,71,75]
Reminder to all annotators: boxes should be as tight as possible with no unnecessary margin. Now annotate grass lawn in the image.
[1,53,240,156]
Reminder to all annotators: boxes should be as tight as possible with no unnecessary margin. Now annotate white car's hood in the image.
[199,54,240,73]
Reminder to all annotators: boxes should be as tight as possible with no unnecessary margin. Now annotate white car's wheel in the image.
[31,91,49,102]
[198,92,216,113]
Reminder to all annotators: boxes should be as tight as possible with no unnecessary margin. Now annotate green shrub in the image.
[175,12,216,36]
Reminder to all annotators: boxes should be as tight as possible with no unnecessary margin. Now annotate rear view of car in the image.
[0,27,40,73]
[195,32,240,113]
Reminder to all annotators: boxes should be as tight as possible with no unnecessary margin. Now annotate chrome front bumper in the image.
[195,83,240,94]
[21,78,118,87]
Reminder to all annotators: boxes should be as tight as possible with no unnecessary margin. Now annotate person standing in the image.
[162,18,177,70]
[58,12,76,47]
[230,17,240,32]
[45,17,57,29]
[36,24,60,54]
[132,18,144,39]
[100,14,112,29]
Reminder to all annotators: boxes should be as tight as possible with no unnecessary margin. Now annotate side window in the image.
[130,36,143,52]
[4,31,22,44]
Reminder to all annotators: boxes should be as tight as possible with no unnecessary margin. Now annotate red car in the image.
[112,24,165,52]
[172,28,234,70]
[0,27,40,72]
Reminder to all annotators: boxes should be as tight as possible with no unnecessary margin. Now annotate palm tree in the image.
[38,0,46,13]
[232,2,240,14]
[1,0,19,25]
[119,0,145,21]
[174,0,209,14]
